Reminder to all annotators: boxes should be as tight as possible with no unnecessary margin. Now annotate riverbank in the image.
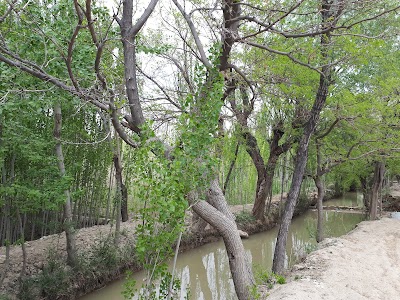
[265,216,400,300]
[1,191,316,299]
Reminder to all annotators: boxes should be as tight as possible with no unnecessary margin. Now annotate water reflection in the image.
[81,194,364,300]
[323,192,364,207]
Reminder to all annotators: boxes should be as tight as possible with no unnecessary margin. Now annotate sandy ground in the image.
[266,217,400,300]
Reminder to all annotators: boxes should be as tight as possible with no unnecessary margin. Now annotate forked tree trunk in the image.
[54,103,77,267]
[252,158,277,221]
[243,124,291,221]
[118,1,255,297]
[370,161,385,220]
[190,179,255,300]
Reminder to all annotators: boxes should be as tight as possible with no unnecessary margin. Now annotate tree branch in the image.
[172,0,212,69]
[128,0,160,37]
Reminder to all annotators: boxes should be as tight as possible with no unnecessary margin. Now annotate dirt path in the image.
[266,217,400,300]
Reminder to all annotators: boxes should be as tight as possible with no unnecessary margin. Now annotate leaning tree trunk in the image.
[272,0,333,274]
[370,161,385,220]
[54,103,77,267]
[190,179,255,300]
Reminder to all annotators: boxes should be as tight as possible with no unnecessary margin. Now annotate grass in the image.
[235,211,256,225]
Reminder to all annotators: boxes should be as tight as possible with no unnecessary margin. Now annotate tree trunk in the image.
[121,184,128,222]
[223,142,240,194]
[113,137,122,245]
[16,209,27,278]
[370,161,385,220]
[242,131,268,221]
[190,179,255,300]
[361,176,371,210]
[0,163,11,286]
[272,137,310,274]
[53,103,77,267]
[244,124,291,221]
[272,0,333,274]
[113,137,128,223]
[315,141,325,243]
[315,176,325,243]
[252,158,278,221]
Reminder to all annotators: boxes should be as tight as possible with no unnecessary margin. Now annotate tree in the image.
[0,0,256,298]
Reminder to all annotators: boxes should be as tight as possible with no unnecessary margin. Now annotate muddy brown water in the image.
[80,193,365,300]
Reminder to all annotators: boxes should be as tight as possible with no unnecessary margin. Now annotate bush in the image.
[19,250,71,300]
[0,294,12,300]
[39,251,71,299]
[89,236,119,273]
[253,266,286,290]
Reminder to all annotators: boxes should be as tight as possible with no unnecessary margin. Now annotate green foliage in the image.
[136,33,172,55]
[0,294,12,300]
[19,250,71,300]
[89,236,120,271]
[304,243,318,255]
[249,285,262,300]
[253,266,287,290]
[275,274,286,284]
[126,44,225,297]
[39,253,71,298]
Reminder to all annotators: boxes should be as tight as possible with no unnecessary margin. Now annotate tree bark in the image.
[370,161,385,220]
[361,176,371,209]
[190,179,255,300]
[53,103,77,267]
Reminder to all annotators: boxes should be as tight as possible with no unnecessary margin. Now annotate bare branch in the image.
[66,0,85,91]
[161,54,194,93]
[128,0,160,37]
[137,66,184,111]
[172,0,212,69]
